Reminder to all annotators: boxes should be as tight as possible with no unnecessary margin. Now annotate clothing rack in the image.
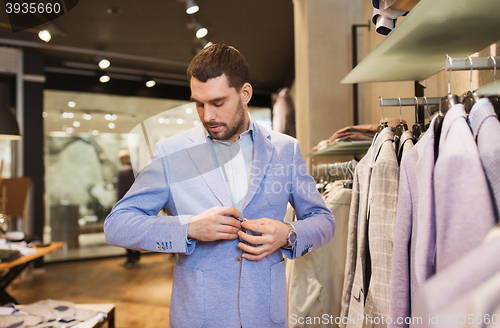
[311,160,357,181]
[445,55,500,71]
[379,96,441,107]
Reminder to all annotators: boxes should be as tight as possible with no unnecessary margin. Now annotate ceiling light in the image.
[66,127,75,133]
[99,59,110,69]
[176,118,184,125]
[164,118,170,124]
[146,80,156,88]
[42,112,48,118]
[196,26,208,39]
[111,114,117,121]
[68,101,76,108]
[203,41,213,49]
[0,85,21,140]
[186,0,199,14]
[92,130,99,136]
[108,123,115,129]
[100,75,110,83]
[38,30,51,42]
[83,113,92,120]
[185,107,193,114]
[193,120,199,126]
[73,121,80,127]
[131,115,137,122]
[158,117,164,123]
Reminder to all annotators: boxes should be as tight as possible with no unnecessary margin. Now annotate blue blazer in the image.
[104,121,335,328]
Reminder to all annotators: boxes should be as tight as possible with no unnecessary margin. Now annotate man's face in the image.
[190,74,251,142]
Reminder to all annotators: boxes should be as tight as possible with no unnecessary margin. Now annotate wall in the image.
[293,0,364,156]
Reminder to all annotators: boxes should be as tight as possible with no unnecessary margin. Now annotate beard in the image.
[204,99,247,141]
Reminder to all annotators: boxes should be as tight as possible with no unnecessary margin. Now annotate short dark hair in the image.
[187,44,249,91]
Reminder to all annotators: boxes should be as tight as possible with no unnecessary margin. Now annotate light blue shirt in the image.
[206,113,255,215]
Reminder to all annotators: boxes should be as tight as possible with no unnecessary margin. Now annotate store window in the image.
[0,140,12,178]
[43,90,271,262]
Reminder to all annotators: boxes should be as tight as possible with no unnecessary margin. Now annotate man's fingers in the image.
[237,231,266,245]
[241,250,270,261]
[238,242,268,255]
[220,206,241,219]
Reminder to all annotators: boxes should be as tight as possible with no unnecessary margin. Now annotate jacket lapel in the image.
[243,124,274,209]
[187,125,233,207]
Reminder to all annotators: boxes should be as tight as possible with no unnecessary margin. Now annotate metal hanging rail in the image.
[445,55,500,71]
[379,96,441,107]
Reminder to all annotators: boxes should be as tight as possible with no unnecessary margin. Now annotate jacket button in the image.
[235,256,242,263]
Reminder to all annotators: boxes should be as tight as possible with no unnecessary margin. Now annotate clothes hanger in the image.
[343,161,353,189]
[434,55,460,161]
[486,56,500,118]
[463,56,482,114]
[395,97,409,138]
[377,97,388,133]
[412,96,424,140]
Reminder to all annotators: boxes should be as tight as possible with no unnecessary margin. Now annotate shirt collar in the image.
[204,111,255,144]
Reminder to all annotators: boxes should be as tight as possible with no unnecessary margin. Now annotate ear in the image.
[240,82,253,105]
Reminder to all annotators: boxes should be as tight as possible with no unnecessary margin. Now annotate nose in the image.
[203,105,216,123]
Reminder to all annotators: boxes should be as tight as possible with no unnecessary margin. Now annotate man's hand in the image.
[237,218,289,261]
[187,206,241,242]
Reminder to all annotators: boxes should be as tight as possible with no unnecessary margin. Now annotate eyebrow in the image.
[190,96,227,103]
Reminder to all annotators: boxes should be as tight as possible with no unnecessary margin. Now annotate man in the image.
[104,44,335,328]
[116,150,140,268]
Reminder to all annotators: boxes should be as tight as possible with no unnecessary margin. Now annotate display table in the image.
[75,303,115,328]
[0,241,65,304]
[16,302,115,328]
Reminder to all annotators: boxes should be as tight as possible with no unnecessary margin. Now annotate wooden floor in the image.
[7,253,176,328]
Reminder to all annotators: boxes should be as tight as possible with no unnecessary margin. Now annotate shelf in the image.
[342,0,500,84]
[308,141,372,156]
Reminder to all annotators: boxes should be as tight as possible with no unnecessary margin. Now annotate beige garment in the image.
[287,180,352,327]
[341,127,400,328]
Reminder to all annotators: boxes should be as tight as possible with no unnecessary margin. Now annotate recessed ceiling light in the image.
[108,123,115,129]
[66,127,75,133]
[92,130,99,136]
[73,121,80,127]
[158,117,164,123]
[100,75,110,83]
[176,118,184,125]
[164,118,170,124]
[146,80,156,88]
[38,30,51,42]
[99,59,110,69]
[185,108,193,114]
[68,101,76,108]
[42,112,47,118]
[83,113,92,120]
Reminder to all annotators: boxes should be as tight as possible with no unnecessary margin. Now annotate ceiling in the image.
[0,0,295,93]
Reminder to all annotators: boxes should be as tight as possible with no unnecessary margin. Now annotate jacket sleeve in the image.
[282,139,336,260]
[104,145,196,255]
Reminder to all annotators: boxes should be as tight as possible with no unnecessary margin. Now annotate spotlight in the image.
[38,30,51,42]
[196,25,208,39]
[186,0,199,14]
[99,59,110,69]
[100,75,110,83]
[146,80,156,88]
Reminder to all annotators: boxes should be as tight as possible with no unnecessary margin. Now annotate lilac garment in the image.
[468,98,500,222]
[434,103,496,271]
[412,235,500,328]
[389,115,438,328]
